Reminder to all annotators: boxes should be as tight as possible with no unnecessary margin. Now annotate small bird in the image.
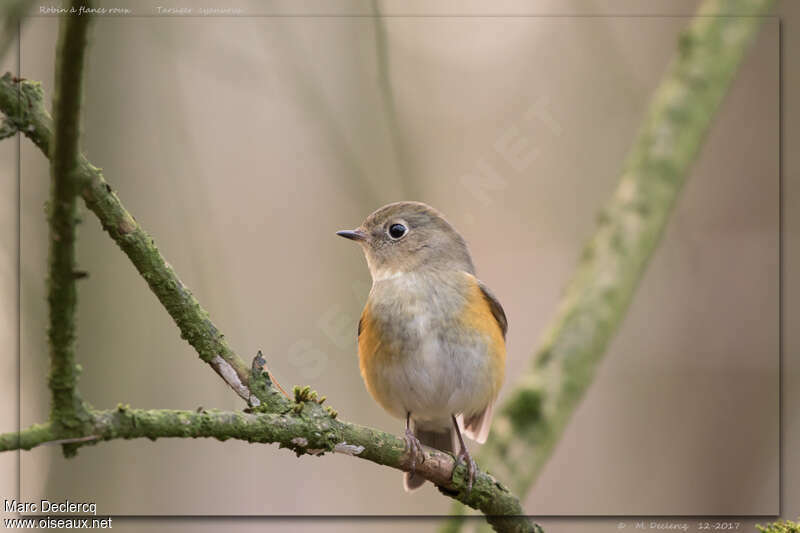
[337,201,506,492]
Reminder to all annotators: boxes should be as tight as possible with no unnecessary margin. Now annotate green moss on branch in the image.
[0,406,537,531]
[47,1,93,452]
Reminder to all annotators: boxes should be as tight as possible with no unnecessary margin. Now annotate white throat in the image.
[371,267,407,282]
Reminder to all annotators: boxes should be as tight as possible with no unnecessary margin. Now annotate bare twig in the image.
[43,435,100,446]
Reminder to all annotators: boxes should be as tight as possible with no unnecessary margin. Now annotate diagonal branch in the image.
[47,1,92,450]
[0,70,271,409]
[444,0,774,529]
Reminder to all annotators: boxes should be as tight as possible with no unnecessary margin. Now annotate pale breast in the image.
[358,271,500,427]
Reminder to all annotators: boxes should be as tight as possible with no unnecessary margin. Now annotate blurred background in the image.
[0,0,795,532]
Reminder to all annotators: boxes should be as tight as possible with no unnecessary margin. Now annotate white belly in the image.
[368,299,495,430]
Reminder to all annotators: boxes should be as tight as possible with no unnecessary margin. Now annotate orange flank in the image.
[358,303,392,413]
[461,274,506,398]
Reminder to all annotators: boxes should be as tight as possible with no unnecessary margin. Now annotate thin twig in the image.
[43,435,100,446]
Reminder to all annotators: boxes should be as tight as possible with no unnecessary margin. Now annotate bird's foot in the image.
[404,427,424,474]
[454,446,477,493]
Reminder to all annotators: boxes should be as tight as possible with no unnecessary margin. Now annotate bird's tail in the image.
[403,425,455,492]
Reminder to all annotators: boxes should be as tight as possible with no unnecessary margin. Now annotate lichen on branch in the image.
[0,398,535,531]
[46,1,93,454]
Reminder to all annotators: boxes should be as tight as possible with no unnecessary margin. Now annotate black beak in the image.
[336,229,367,242]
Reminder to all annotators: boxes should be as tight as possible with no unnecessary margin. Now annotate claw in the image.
[455,445,477,493]
[404,426,424,474]
[450,413,478,493]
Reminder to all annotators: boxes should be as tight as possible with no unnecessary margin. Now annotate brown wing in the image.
[478,281,507,339]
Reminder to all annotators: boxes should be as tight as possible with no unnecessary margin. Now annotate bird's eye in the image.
[388,223,407,240]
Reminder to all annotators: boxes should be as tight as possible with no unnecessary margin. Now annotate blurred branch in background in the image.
[0,9,538,531]
[443,0,774,529]
[258,22,384,207]
[0,0,32,62]
[46,0,92,456]
[372,0,418,199]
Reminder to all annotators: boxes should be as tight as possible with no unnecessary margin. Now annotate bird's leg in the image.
[451,414,477,493]
[404,412,424,475]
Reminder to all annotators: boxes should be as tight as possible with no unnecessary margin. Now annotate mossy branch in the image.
[0,396,535,531]
[0,71,538,533]
[47,1,92,454]
[443,0,774,529]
